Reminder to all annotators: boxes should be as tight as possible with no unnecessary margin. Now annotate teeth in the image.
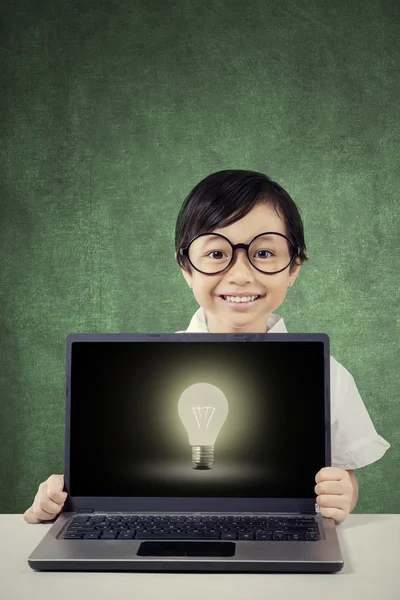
[224,295,258,303]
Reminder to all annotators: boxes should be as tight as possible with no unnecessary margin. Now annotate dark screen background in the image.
[69,341,327,498]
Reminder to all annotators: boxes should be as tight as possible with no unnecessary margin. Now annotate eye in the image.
[207,251,227,259]
[254,250,273,259]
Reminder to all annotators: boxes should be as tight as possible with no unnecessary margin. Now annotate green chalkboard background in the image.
[1,0,399,514]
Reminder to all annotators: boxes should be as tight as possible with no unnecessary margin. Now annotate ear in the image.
[175,250,193,288]
[180,266,193,289]
[288,260,303,286]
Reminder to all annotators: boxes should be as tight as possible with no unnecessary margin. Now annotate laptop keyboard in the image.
[62,514,320,542]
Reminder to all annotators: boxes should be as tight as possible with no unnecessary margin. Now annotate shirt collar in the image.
[185,307,288,333]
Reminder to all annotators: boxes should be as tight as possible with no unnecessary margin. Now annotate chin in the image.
[219,315,258,328]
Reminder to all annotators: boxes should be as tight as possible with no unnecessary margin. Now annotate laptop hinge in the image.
[77,508,94,513]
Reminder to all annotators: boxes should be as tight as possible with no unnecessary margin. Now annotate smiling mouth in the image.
[219,294,264,304]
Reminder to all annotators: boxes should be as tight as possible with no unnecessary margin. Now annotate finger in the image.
[319,506,346,524]
[46,473,64,486]
[36,494,65,516]
[45,474,64,491]
[315,467,346,483]
[47,487,67,504]
[315,481,351,495]
[31,502,62,521]
[45,474,67,504]
[23,506,42,524]
[316,494,350,509]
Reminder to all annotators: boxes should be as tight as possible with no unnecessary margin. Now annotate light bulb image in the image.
[178,383,229,469]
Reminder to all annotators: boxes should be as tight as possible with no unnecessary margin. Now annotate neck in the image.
[204,311,271,334]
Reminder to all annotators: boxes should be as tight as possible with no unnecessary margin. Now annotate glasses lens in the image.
[188,234,232,273]
[248,234,292,273]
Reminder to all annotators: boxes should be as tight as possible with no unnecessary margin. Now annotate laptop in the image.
[28,332,344,573]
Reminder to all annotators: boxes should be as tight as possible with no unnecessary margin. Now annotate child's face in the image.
[180,203,302,333]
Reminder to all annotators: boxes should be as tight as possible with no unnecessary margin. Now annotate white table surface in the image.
[1,514,399,600]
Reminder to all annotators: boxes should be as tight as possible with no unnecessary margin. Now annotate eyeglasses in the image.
[179,232,300,275]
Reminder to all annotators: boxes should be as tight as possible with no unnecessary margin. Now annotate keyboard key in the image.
[255,533,273,540]
[101,533,118,539]
[64,532,83,539]
[221,533,237,539]
[273,533,289,541]
[282,527,310,535]
[238,533,254,540]
[83,533,100,539]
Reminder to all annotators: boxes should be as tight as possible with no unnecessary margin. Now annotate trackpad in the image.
[137,541,236,557]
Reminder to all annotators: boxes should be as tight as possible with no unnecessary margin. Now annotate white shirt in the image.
[177,307,391,471]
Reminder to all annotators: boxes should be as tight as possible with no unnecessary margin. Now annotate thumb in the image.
[46,474,67,504]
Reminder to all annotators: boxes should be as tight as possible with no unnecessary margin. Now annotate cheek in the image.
[192,276,220,301]
[260,275,289,292]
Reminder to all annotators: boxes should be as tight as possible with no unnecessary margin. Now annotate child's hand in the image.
[23,474,67,524]
[314,467,354,524]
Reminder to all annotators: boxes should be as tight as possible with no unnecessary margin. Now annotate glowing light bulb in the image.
[178,383,229,469]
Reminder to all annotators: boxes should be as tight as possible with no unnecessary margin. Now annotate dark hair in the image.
[175,169,308,274]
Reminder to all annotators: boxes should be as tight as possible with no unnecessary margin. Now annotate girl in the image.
[24,169,390,525]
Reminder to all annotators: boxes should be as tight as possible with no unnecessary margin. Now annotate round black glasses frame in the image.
[179,231,300,276]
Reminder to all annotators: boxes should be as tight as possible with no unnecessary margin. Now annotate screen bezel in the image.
[63,332,330,514]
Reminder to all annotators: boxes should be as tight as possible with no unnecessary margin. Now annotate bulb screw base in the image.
[192,445,214,469]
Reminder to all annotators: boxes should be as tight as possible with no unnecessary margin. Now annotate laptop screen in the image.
[69,339,327,499]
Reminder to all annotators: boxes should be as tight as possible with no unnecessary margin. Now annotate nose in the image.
[224,249,256,284]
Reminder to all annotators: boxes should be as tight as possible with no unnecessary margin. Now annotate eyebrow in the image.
[253,233,279,240]
[201,236,224,245]
[229,233,285,244]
